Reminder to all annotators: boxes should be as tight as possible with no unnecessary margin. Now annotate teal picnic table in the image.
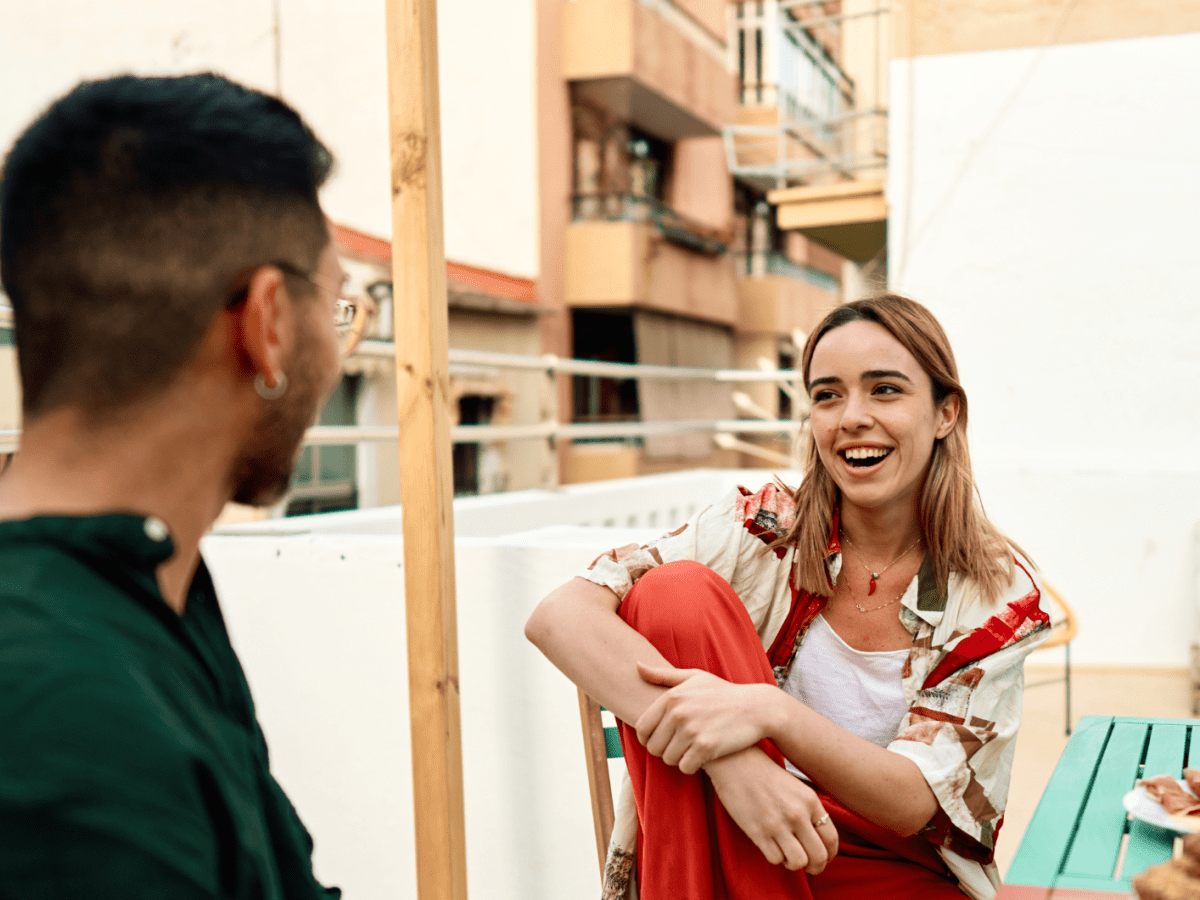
[1000,714,1200,899]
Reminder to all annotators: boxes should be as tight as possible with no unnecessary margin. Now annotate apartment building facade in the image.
[544,0,859,483]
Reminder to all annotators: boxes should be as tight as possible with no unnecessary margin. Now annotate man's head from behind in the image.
[1,73,338,505]
[1,72,334,420]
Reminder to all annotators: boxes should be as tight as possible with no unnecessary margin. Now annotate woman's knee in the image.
[620,561,742,648]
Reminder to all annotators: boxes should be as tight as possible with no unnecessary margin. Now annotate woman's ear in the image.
[935,392,961,440]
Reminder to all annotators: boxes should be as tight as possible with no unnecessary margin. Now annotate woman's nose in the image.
[840,393,873,430]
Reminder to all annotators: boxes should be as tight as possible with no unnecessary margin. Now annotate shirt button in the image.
[144,517,170,542]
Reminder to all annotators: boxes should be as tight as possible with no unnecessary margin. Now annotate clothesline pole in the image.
[383,1,468,899]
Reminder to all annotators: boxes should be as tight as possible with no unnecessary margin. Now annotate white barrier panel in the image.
[202,524,660,900]
[218,468,800,538]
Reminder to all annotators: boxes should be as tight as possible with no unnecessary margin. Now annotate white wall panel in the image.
[889,31,1200,665]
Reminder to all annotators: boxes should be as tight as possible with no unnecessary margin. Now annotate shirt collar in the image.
[0,512,177,571]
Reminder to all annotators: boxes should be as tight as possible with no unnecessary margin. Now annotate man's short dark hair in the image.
[0,72,335,417]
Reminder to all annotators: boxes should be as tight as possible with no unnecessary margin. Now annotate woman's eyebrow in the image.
[863,369,913,383]
[808,375,842,389]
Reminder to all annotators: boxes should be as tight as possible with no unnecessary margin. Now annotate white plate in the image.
[1123,779,1200,835]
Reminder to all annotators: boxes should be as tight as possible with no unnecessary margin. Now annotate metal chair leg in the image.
[1064,643,1072,736]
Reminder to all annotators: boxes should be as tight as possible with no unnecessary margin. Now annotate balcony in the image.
[563,0,736,141]
[737,251,840,337]
[767,179,886,263]
[565,194,738,326]
[724,0,889,262]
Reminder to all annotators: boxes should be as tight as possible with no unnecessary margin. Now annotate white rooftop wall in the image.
[0,0,539,278]
[888,31,1200,667]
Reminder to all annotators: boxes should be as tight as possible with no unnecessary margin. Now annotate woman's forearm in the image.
[524,577,669,726]
[763,690,939,836]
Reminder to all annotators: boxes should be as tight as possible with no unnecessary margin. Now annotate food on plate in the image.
[1138,772,1200,817]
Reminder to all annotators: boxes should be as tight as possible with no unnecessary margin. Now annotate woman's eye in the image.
[811,389,837,403]
[873,383,902,396]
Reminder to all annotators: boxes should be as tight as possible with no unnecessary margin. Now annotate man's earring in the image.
[254,372,288,400]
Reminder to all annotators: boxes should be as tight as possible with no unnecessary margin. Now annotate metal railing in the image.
[727,0,890,189]
[0,347,807,462]
[570,193,729,257]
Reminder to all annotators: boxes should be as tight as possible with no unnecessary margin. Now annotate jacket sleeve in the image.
[886,559,1050,859]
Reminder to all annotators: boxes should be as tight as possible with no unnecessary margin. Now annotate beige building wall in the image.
[892,0,1200,58]
[362,311,554,508]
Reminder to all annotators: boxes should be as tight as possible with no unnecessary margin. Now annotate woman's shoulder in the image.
[725,481,799,546]
[947,542,1044,624]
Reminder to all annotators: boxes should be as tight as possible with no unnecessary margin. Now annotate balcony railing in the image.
[727,0,890,188]
[736,249,840,291]
[0,348,807,464]
[570,193,730,257]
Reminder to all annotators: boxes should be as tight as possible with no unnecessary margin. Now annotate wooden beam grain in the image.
[384,2,468,899]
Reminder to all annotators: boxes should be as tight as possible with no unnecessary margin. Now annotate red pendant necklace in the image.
[842,534,922,595]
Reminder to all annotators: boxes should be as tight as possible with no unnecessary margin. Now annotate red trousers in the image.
[617,560,965,900]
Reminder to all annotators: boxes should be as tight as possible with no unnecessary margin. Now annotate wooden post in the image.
[384,2,468,900]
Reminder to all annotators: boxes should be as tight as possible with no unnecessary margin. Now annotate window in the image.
[571,310,640,426]
[285,375,360,517]
[0,327,12,348]
[453,395,497,496]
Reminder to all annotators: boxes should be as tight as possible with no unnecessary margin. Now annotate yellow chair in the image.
[1028,579,1079,735]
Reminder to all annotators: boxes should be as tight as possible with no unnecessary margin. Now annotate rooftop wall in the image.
[888,30,1200,671]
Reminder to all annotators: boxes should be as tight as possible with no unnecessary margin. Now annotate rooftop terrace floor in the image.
[998,663,1192,877]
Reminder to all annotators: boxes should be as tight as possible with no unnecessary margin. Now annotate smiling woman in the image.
[526,293,1051,900]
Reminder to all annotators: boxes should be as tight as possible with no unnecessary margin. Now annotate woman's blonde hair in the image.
[777,293,1024,604]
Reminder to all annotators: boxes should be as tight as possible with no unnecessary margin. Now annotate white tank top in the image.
[779,614,909,780]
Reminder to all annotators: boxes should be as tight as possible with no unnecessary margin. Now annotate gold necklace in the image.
[842,534,922,595]
[848,585,908,614]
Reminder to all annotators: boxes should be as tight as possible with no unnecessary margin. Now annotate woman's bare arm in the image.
[765,692,939,836]
[524,576,669,725]
[525,577,839,872]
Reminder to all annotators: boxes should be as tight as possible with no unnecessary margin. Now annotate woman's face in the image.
[807,320,959,520]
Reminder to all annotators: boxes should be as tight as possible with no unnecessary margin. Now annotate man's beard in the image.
[229,333,327,508]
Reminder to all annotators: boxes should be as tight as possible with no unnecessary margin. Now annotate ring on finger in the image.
[812,813,830,829]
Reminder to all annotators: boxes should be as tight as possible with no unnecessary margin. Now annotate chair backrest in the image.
[1037,579,1078,650]
[578,690,623,874]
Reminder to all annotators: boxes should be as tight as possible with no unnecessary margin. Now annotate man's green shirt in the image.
[0,514,340,899]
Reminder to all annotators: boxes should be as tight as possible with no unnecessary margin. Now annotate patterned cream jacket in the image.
[578,483,1050,900]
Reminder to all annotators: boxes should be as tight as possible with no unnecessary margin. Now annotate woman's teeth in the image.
[843,448,891,468]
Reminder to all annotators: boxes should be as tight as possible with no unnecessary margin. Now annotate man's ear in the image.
[233,266,290,385]
[935,392,961,440]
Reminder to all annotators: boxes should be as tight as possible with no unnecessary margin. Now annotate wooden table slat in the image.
[1062,722,1146,878]
[1005,717,1113,886]
[1121,723,1188,877]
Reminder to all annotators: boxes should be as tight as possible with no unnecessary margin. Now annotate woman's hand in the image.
[634,662,780,774]
[704,747,839,873]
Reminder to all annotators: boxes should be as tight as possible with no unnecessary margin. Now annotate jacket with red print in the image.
[581,482,1050,900]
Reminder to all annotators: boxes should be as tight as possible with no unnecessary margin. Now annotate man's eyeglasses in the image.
[272,261,375,358]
